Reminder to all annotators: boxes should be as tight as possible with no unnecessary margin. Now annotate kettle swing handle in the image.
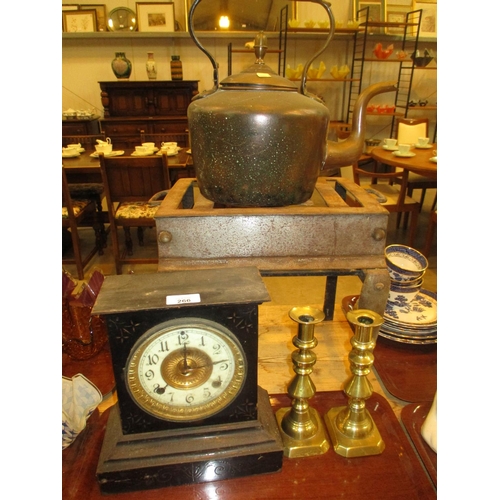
[187,0,336,98]
[188,0,220,98]
[294,0,336,97]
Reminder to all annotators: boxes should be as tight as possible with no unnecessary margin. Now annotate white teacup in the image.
[95,143,112,154]
[384,138,397,148]
[398,143,411,155]
[161,141,177,149]
[135,145,150,155]
[161,146,178,155]
[142,142,155,149]
[417,137,429,147]
[66,143,81,150]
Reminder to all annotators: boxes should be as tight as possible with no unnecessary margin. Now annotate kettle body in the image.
[189,75,330,206]
[187,0,396,207]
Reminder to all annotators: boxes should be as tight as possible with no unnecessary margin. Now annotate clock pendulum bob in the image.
[325,309,385,457]
[91,267,283,494]
[275,306,330,458]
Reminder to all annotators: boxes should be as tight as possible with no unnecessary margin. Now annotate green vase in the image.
[111,52,132,80]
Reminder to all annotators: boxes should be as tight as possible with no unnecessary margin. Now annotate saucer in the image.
[414,144,433,149]
[392,151,416,158]
[62,151,80,158]
[383,145,398,151]
[157,150,180,157]
[429,157,437,163]
[384,289,437,326]
[156,147,181,156]
[378,330,437,345]
[132,151,154,156]
[90,150,124,158]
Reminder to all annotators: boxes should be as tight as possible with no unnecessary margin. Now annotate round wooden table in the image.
[370,144,437,180]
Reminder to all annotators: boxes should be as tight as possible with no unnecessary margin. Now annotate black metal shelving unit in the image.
[346,8,424,137]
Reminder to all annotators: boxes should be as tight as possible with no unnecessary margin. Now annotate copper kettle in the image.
[187,0,396,207]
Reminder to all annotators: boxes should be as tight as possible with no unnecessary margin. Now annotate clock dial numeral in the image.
[147,354,159,365]
[159,340,169,352]
[126,320,247,422]
[177,331,189,345]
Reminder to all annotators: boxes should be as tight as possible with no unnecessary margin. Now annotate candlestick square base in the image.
[275,407,330,458]
[325,406,385,458]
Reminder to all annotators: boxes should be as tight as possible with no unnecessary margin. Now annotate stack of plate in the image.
[381,289,437,345]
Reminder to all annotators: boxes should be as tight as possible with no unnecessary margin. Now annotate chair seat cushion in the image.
[115,201,161,219]
[62,199,92,219]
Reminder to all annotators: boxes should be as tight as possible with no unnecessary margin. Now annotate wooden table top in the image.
[62,391,436,499]
[62,148,192,172]
[370,145,437,179]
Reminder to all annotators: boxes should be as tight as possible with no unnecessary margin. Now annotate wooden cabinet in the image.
[98,81,199,149]
[62,115,101,136]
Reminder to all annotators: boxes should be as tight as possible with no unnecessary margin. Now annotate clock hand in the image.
[153,383,168,394]
[184,359,229,371]
[182,343,189,371]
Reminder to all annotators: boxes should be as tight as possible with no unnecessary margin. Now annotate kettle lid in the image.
[220,62,298,91]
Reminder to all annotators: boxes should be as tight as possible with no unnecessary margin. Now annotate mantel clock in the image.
[92,267,283,494]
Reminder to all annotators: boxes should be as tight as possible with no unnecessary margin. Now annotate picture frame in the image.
[80,4,107,32]
[385,4,410,34]
[136,2,175,32]
[413,1,437,37]
[354,1,386,34]
[63,10,97,32]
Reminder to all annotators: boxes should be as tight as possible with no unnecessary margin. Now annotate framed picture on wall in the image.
[136,2,175,32]
[386,4,410,34]
[80,4,107,32]
[63,10,97,32]
[413,1,437,37]
[353,1,386,34]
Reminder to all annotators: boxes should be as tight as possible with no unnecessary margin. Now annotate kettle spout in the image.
[323,82,397,171]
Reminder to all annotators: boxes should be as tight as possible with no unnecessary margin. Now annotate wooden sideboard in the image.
[62,115,101,136]
[98,80,199,149]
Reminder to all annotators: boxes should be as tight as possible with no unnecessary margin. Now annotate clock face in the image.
[125,318,247,422]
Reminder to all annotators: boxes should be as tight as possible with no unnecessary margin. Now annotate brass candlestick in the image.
[325,308,385,457]
[275,306,330,458]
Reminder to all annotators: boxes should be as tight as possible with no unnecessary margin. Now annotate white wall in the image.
[62,0,437,141]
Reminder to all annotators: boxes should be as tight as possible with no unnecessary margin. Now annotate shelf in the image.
[360,21,418,28]
[62,30,436,43]
[287,27,359,34]
[230,49,284,53]
[367,112,405,117]
[356,57,407,63]
[407,106,437,111]
[290,78,359,82]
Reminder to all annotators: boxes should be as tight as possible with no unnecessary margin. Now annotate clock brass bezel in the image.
[125,317,247,422]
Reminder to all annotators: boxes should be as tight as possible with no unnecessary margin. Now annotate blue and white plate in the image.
[384,289,437,326]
